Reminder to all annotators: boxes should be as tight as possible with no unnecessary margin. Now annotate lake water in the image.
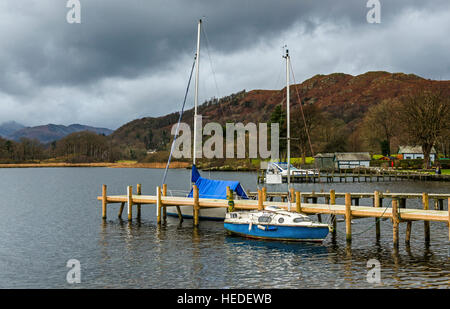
[0,167,449,288]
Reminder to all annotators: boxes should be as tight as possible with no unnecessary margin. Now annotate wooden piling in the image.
[303,195,308,204]
[295,191,301,213]
[330,190,336,205]
[289,187,295,203]
[423,193,430,242]
[118,202,125,219]
[262,187,267,202]
[345,193,352,242]
[258,189,263,211]
[162,183,167,222]
[330,190,336,238]
[193,185,199,227]
[127,185,133,221]
[136,184,142,220]
[312,192,321,222]
[156,186,162,224]
[102,184,107,219]
[405,221,412,245]
[399,198,406,209]
[392,199,399,247]
[374,191,381,241]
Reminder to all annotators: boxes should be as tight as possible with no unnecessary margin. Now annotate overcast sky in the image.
[1,0,449,129]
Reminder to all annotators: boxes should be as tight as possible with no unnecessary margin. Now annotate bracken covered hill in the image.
[111,71,450,153]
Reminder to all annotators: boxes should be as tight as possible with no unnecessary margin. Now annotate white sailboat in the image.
[165,19,249,221]
[265,162,318,184]
[224,49,330,242]
[262,49,317,184]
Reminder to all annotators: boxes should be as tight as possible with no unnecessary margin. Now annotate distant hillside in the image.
[0,121,25,138]
[111,71,450,153]
[9,124,113,144]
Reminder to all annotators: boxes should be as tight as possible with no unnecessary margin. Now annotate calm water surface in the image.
[0,167,449,288]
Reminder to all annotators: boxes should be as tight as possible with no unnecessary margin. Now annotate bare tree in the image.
[291,103,322,164]
[361,98,401,155]
[400,86,450,168]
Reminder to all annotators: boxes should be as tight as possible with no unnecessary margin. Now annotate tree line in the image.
[0,131,121,163]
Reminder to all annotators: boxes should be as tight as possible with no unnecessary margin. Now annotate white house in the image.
[398,146,436,162]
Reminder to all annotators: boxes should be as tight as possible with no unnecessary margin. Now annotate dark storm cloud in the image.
[0,0,449,128]
[3,0,446,89]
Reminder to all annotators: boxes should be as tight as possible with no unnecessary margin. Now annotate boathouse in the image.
[398,145,436,162]
[334,152,371,169]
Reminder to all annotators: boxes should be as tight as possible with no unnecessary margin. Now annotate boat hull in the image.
[224,222,329,242]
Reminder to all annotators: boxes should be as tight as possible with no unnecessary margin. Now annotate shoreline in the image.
[0,162,191,169]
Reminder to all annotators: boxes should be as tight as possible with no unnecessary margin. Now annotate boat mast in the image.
[284,48,291,191]
[193,19,202,166]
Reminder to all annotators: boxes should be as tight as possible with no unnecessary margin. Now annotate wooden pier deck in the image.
[257,169,450,183]
[98,184,450,246]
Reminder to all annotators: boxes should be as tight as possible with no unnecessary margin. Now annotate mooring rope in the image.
[161,56,197,187]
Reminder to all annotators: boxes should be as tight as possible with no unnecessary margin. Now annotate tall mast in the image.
[193,19,202,166]
[284,48,291,191]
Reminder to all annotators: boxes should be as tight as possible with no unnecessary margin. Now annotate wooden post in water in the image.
[303,194,308,204]
[193,185,199,227]
[262,187,267,202]
[330,190,336,205]
[311,191,321,222]
[433,199,439,211]
[289,187,295,203]
[136,184,142,220]
[127,185,133,221]
[405,221,412,245]
[162,183,167,222]
[330,190,336,238]
[374,191,381,241]
[448,197,450,241]
[296,191,301,213]
[102,184,107,219]
[392,199,399,247]
[422,193,430,242]
[258,189,263,211]
[345,193,352,242]
[156,186,162,224]
[118,202,125,219]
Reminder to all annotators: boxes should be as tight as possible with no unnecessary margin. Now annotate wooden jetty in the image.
[98,184,450,246]
[247,191,449,210]
[257,169,450,183]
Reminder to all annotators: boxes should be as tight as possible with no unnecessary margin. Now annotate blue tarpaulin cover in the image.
[188,165,248,199]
